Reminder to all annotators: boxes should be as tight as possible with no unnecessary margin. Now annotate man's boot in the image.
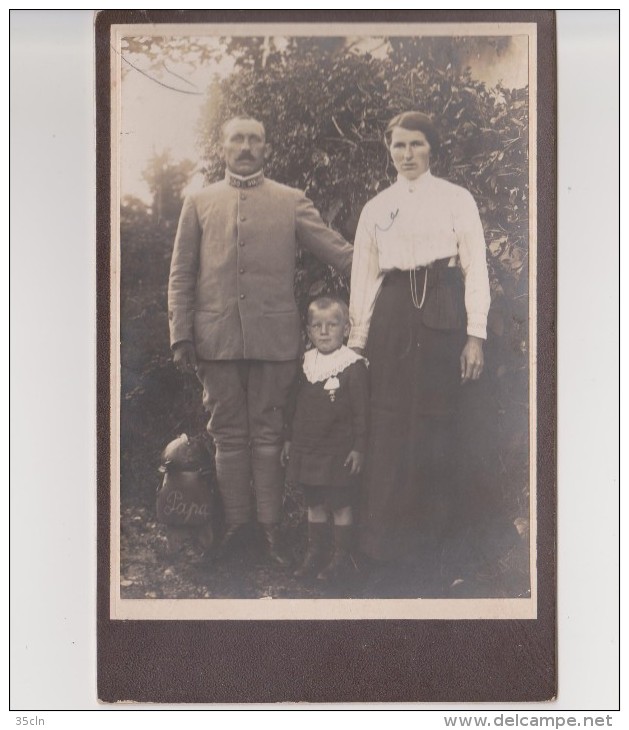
[317,525,357,583]
[294,521,329,578]
[260,524,292,568]
[217,522,253,560]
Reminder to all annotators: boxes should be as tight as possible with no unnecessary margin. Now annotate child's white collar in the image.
[302,345,365,384]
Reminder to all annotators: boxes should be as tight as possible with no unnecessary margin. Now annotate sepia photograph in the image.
[106,18,540,621]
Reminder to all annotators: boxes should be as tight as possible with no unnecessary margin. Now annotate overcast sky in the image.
[120,56,221,203]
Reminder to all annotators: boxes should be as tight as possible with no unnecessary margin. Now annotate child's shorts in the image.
[301,483,357,511]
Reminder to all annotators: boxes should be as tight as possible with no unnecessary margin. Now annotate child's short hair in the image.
[307,296,350,324]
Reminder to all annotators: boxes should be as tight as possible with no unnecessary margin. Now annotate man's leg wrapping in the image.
[214,448,252,526]
[251,444,284,524]
[197,361,252,525]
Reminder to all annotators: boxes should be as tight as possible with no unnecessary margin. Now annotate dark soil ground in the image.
[119,490,530,601]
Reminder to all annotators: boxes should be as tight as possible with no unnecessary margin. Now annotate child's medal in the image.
[323,376,340,402]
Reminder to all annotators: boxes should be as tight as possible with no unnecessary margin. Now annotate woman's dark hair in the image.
[384,111,440,154]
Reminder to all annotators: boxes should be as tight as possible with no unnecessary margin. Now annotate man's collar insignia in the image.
[226,170,264,189]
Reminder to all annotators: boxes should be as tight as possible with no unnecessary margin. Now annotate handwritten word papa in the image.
[162,490,211,523]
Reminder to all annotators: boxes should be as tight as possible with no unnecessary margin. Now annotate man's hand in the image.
[344,450,364,476]
[280,441,291,467]
[460,335,484,384]
[173,341,198,374]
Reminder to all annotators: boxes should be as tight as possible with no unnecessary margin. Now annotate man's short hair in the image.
[220,116,266,142]
[307,296,350,324]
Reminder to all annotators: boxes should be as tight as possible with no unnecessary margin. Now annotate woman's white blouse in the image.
[348,170,491,348]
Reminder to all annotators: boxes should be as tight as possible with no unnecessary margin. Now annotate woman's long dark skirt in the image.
[360,267,467,564]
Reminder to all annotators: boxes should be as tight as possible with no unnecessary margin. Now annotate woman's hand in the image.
[344,450,364,475]
[280,441,291,467]
[350,347,366,357]
[460,336,484,384]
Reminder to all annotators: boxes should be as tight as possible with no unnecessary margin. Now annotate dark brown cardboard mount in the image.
[97,9,556,704]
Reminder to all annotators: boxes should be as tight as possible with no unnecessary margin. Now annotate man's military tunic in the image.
[169,172,353,359]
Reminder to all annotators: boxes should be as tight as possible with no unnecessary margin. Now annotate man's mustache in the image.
[236,152,256,161]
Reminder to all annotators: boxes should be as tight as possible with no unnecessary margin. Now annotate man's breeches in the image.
[196,360,298,525]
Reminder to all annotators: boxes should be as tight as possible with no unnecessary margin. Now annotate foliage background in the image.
[119,35,531,597]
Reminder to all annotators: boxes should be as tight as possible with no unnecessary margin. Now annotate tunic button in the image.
[239,241,245,247]
[240,293,246,299]
[240,215,246,222]
[240,193,247,200]
[239,268,245,274]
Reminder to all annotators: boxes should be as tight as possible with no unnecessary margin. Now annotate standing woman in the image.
[348,111,490,566]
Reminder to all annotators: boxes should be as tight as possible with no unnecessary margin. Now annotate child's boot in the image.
[317,525,357,583]
[294,521,329,578]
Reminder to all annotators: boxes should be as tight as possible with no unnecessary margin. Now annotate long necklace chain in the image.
[409,267,428,309]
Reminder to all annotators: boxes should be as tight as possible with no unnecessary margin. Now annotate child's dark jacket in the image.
[286,347,369,487]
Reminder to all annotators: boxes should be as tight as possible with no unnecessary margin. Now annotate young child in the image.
[281,296,369,582]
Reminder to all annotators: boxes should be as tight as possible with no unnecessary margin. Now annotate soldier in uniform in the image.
[168,116,353,565]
